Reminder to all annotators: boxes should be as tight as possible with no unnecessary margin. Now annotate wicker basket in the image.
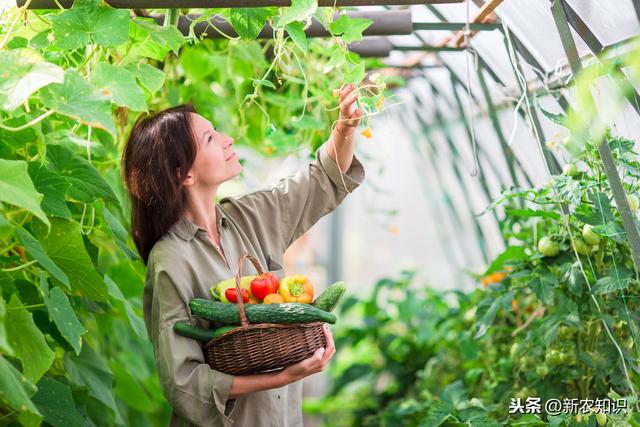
[203,252,327,376]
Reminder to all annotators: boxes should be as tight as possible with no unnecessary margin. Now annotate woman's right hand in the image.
[281,324,336,383]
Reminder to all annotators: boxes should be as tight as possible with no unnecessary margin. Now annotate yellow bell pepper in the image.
[279,275,314,304]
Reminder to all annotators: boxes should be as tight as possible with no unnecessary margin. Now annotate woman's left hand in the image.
[335,84,363,137]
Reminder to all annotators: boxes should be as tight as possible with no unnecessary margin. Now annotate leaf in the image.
[418,400,452,427]
[539,107,568,128]
[251,78,276,89]
[0,49,64,111]
[276,0,317,28]
[28,162,72,218]
[64,343,123,423]
[44,287,87,355]
[344,60,366,84]
[35,218,108,302]
[0,296,14,356]
[0,355,42,424]
[32,376,85,427]
[110,361,153,412]
[6,294,55,383]
[127,18,185,61]
[330,15,373,43]
[592,275,631,295]
[286,21,308,52]
[229,8,277,40]
[47,144,117,203]
[91,63,147,111]
[504,208,560,220]
[50,0,130,49]
[474,291,514,338]
[483,246,527,275]
[530,269,557,305]
[16,228,69,286]
[103,207,139,261]
[105,276,146,339]
[125,62,165,93]
[0,159,49,228]
[40,70,115,136]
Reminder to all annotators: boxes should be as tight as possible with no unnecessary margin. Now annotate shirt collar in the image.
[170,204,228,241]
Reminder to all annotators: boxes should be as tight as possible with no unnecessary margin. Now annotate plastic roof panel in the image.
[565,0,640,47]
[490,0,589,71]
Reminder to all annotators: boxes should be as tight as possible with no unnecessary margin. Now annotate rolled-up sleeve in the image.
[152,271,236,427]
[221,141,365,253]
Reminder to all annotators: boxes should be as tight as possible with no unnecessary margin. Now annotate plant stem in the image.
[0,110,54,132]
[1,260,37,272]
[7,303,46,311]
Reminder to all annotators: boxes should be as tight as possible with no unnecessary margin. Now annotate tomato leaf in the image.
[6,294,55,383]
[0,159,49,228]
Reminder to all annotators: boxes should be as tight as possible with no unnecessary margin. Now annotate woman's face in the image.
[185,113,241,188]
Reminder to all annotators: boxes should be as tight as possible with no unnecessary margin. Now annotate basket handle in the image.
[235,251,265,329]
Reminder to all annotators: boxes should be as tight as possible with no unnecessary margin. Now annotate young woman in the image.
[123,84,365,426]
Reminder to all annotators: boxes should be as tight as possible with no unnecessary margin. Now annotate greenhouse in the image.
[1,0,640,425]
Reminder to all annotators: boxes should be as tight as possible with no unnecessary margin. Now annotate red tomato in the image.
[250,273,280,301]
[225,288,249,304]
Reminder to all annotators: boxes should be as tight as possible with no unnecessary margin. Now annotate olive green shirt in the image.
[143,142,365,427]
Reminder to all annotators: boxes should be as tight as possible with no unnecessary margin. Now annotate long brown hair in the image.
[122,104,197,264]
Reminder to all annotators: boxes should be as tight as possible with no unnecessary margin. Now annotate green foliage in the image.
[0,0,395,424]
[307,135,640,425]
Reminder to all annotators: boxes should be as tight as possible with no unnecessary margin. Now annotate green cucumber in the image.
[189,299,337,325]
[174,322,236,342]
[312,281,347,312]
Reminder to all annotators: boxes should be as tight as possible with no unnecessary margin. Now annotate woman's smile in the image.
[226,152,237,161]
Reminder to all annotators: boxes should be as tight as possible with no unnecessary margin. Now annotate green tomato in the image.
[563,163,578,177]
[582,224,601,245]
[538,236,560,257]
[627,194,639,212]
[573,238,589,256]
[535,364,549,377]
[596,412,607,426]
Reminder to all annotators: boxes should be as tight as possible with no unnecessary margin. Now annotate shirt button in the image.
[277,394,281,399]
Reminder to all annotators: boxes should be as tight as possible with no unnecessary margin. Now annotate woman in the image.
[123,84,365,426]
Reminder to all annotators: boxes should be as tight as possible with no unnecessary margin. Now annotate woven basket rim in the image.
[204,321,325,349]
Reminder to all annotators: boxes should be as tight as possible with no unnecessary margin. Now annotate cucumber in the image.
[174,322,237,342]
[189,299,337,325]
[312,281,346,312]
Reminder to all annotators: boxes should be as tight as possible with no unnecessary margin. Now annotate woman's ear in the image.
[179,167,195,186]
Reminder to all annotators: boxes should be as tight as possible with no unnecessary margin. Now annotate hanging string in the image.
[463,0,479,177]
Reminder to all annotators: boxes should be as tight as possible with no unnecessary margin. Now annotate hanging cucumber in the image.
[312,281,347,312]
[189,299,336,325]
